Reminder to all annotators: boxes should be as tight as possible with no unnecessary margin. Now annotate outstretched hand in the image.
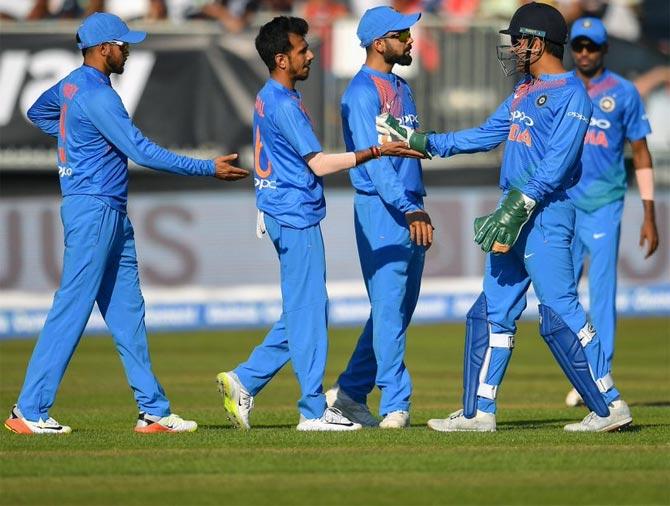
[213,154,250,181]
[380,141,426,159]
[406,210,434,249]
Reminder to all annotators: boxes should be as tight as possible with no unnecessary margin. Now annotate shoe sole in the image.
[4,418,71,435]
[216,373,249,430]
[134,423,197,434]
[427,420,496,432]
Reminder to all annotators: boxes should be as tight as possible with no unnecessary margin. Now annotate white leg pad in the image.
[477,383,498,400]
[596,373,614,393]
[577,323,596,347]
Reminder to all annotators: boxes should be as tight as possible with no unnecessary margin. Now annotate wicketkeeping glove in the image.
[375,113,432,159]
[473,188,536,254]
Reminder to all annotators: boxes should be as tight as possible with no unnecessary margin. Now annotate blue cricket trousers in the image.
[17,195,170,421]
[572,199,624,369]
[478,194,619,414]
[337,192,425,416]
[234,214,329,420]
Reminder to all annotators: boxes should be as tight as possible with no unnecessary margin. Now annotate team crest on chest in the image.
[599,96,616,113]
[536,94,548,107]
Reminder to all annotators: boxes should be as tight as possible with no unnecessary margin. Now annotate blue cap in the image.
[570,17,607,45]
[76,12,147,49]
[357,6,421,48]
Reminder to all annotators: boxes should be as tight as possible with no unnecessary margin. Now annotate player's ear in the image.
[275,53,287,70]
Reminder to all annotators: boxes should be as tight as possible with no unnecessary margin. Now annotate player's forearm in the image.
[307,147,382,176]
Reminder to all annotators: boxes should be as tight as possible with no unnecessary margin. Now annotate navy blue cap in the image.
[357,6,421,48]
[77,12,146,49]
[500,2,567,45]
[570,17,607,45]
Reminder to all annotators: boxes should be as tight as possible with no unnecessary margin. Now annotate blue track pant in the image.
[336,192,425,416]
[475,195,619,414]
[17,195,170,421]
[234,214,328,420]
[572,199,623,369]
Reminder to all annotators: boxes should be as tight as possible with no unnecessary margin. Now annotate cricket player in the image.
[4,13,250,435]
[378,2,631,432]
[564,17,659,408]
[216,16,423,431]
[325,6,433,429]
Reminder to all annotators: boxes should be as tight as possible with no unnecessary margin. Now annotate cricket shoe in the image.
[296,407,363,432]
[216,371,254,430]
[4,404,72,435]
[325,384,378,427]
[427,409,496,432]
[135,412,197,433]
[565,387,585,407]
[563,400,632,432]
[379,410,410,429]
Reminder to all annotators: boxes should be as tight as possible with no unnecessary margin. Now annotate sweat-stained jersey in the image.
[427,71,592,203]
[27,64,215,213]
[253,78,324,229]
[341,65,425,213]
[567,69,651,212]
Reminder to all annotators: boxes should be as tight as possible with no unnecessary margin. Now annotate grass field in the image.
[1,318,668,505]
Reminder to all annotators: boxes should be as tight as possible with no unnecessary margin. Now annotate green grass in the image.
[1,318,668,505]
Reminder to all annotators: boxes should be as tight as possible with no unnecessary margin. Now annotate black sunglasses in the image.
[382,29,411,43]
[570,40,602,53]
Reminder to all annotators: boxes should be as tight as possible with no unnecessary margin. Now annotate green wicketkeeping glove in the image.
[375,113,432,159]
[473,188,536,254]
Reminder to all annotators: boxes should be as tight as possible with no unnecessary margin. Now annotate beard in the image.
[106,54,125,74]
[384,51,413,66]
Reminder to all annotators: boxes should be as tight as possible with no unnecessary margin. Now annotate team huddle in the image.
[4,2,658,435]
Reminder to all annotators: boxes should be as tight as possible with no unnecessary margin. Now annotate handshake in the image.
[375,113,432,159]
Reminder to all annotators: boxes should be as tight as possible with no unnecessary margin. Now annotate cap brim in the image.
[117,30,147,44]
[390,12,421,32]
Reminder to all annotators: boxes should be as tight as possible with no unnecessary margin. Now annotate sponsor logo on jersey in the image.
[254,178,276,190]
[536,94,547,107]
[567,111,589,123]
[510,110,534,126]
[58,166,72,177]
[599,96,616,112]
[590,117,611,129]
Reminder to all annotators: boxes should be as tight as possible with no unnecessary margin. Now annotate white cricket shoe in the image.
[135,412,197,433]
[325,384,378,427]
[296,407,363,432]
[565,387,585,407]
[379,410,410,429]
[564,399,632,432]
[216,371,254,430]
[4,404,72,435]
[427,409,496,432]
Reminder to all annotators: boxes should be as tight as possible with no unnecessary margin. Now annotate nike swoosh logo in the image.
[593,233,606,239]
[524,253,534,259]
[38,425,64,431]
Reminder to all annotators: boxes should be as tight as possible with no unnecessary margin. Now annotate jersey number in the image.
[254,125,272,178]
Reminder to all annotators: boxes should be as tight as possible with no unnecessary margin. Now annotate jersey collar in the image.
[361,65,395,81]
[268,78,300,97]
[537,70,575,81]
[82,64,112,85]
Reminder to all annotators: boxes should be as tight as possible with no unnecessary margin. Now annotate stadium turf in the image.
[1,318,668,505]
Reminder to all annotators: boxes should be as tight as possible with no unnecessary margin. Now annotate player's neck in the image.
[271,71,296,90]
[365,55,393,74]
[530,55,565,78]
[576,67,605,87]
[84,56,112,77]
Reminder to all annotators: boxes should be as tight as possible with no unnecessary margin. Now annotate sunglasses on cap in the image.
[382,29,411,43]
[570,40,602,53]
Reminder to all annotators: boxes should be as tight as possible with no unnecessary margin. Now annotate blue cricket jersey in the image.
[341,65,425,213]
[567,69,651,212]
[428,71,592,203]
[253,79,324,229]
[27,65,215,213]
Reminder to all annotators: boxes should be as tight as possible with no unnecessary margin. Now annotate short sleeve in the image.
[273,99,322,157]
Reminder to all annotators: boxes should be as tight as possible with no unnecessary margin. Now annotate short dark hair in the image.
[544,39,564,60]
[255,16,308,72]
